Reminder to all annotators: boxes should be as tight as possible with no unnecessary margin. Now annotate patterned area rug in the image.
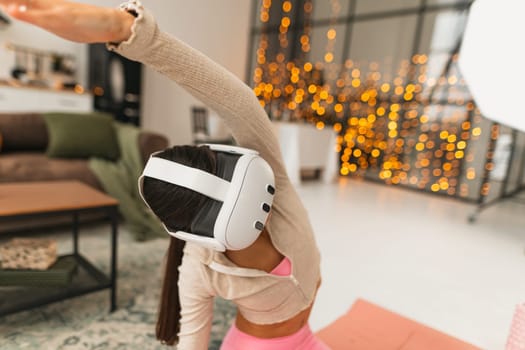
[0,224,236,350]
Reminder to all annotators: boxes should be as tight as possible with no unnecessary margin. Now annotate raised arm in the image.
[107,4,288,179]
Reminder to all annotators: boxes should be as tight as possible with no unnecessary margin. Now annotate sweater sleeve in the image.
[107,4,291,185]
[176,251,215,350]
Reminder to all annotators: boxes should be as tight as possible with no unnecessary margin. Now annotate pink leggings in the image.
[220,323,330,350]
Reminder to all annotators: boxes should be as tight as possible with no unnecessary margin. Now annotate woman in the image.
[1,1,328,348]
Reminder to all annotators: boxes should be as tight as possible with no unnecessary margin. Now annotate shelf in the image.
[0,254,111,316]
[0,85,93,113]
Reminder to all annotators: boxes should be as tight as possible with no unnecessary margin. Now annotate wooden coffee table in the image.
[0,180,119,316]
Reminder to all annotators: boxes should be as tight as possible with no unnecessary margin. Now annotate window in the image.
[247,0,510,202]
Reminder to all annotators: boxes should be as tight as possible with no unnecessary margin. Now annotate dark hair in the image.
[142,145,217,345]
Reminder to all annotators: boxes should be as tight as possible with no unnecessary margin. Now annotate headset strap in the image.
[142,157,230,201]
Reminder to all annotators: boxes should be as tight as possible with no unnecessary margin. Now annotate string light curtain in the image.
[248,0,518,203]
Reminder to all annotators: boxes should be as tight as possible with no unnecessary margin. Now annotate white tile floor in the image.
[300,178,525,350]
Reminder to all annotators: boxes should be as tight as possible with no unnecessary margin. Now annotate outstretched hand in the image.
[0,0,134,43]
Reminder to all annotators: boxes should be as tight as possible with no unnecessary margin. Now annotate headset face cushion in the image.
[215,152,240,181]
[190,199,222,238]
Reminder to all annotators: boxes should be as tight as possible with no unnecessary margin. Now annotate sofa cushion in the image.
[0,113,49,152]
[0,152,103,191]
[44,112,120,161]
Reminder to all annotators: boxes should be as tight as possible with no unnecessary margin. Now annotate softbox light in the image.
[458,0,525,132]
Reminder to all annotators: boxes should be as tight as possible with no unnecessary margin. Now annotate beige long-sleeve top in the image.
[108,4,321,349]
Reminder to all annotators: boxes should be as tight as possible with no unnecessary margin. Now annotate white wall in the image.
[137,0,251,145]
[0,1,252,146]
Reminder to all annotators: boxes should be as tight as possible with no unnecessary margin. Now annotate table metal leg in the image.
[72,211,79,255]
[110,207,118,312]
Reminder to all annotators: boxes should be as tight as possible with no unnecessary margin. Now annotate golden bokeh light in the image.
[251,0,492,201]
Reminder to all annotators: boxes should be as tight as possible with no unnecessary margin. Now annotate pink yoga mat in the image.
[506,303,525,350]
[316,299,481,350]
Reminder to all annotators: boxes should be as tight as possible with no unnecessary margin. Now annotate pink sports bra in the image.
[270,257,292,276]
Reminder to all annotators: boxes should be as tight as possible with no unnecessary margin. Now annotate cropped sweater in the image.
[108,4,321,349]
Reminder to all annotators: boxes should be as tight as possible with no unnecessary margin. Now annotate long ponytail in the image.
[141,145,217,345]
[156,237,186,345]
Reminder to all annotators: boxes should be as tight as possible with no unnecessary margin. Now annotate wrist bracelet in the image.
[119,0,143,17]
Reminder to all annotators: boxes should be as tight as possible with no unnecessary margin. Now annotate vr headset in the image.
[138,144,275,252]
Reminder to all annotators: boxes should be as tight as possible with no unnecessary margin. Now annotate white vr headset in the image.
[138,144,275,252]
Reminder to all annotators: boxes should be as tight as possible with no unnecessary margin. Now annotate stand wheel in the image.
[468,212,478,223]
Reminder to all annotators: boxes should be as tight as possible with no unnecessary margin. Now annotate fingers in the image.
[1,0,61,29]
[0,0,30,4]
[0,0,29,17]
[0,0,50,8]
[0,0,32,11]
[0,0,24,6]
[1,3,27,20]
[0,0,51,16]
[1,2,38,24]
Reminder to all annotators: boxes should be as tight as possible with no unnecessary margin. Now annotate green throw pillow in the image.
[44,112,120,161]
